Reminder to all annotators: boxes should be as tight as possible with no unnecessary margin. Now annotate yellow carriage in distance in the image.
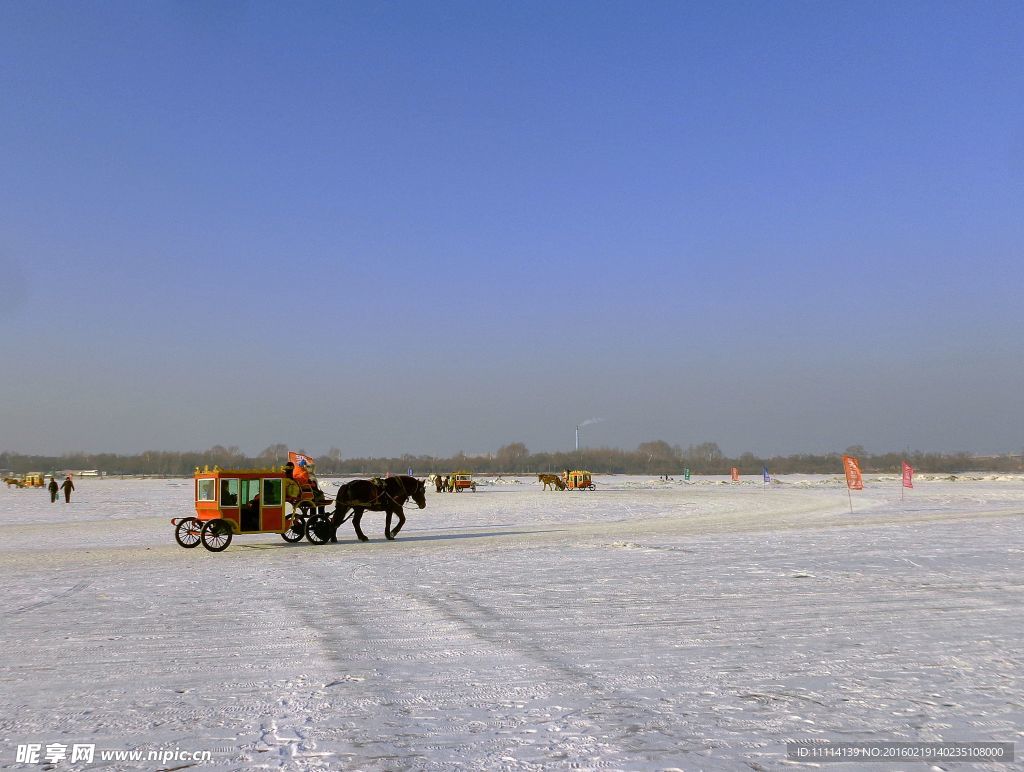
[451,471,476,492]
[23,472,46,488]
[565,470,596,491]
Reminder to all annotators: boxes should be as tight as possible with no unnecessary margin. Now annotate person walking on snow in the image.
[48,477,59,503]
[60,475,75,503]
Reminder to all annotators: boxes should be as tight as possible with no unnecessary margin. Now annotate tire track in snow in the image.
[398,563,698,768]
[9,580,90,615]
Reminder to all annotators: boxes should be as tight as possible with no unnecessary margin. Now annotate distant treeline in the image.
[2,441,1021,477]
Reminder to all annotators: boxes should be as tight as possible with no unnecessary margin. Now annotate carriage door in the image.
[220,478,240,531]
[261,478,284,532]
[240,479,260,531]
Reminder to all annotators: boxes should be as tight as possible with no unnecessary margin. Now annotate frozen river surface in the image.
[1,474,1022,770]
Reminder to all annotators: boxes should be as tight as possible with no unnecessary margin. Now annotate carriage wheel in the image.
[305,516,332,544]
[174,517,202,549]
[281,516,305,543]
[200,519,233,552]
[588,484,596,491]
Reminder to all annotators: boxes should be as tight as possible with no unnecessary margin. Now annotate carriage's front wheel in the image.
[305,516,333,544]
[175,517,202,548]
[200,519,233,552]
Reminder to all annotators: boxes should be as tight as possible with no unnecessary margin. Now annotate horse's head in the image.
[411,477,427,509]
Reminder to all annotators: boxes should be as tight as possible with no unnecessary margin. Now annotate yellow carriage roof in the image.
[193,465,286,476]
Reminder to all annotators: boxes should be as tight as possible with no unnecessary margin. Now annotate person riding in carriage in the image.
[286,457,327,515]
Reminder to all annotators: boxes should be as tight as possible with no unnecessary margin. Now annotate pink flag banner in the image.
[902,461,914,489]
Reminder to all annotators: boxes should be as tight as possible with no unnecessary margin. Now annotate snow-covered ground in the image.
[1,475,1021,770]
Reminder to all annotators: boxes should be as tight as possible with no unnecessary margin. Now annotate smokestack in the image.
[575,425,579,451]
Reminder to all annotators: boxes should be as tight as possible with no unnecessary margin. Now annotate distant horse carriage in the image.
[565,470,596,491]
[430,471,476,493]
[3,473,46,489]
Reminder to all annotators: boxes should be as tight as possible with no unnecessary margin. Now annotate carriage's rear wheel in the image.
[200,519,233,552]
[174,517,202,548]
[305,516,333,544]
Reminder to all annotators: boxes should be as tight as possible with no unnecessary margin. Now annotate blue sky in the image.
[2,1,1023,458]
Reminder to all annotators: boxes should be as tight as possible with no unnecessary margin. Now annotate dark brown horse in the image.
[331,475,427,542]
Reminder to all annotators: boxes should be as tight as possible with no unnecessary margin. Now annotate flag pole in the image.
[848,485,853,513]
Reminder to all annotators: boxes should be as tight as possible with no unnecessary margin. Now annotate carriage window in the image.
[263,478,282,506]
[240,479,259,505]
[220,479,239,506]
[196,479,216,502]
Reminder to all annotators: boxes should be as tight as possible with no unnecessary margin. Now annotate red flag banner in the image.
[288,451,315,468]
[288,451,315,484]
[730,467,739,482]
[902,461,914,489]
[842,455,863,490]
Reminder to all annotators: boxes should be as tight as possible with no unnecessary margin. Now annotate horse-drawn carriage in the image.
[3,472,46,488]
[428,472,475,493]
[565,470,596,491]
[172,466,335,552]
